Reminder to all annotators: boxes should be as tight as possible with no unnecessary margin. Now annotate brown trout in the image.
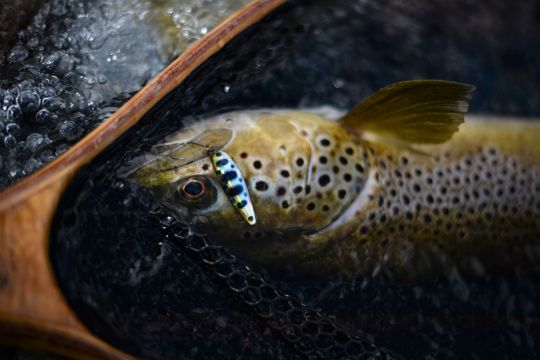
[125,80,540,280]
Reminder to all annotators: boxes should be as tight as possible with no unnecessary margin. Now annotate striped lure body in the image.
[210,150,256,225]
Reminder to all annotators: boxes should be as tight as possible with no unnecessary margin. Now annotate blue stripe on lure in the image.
[210,150,256,225]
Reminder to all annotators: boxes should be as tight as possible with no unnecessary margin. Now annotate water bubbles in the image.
[41,51,73,75]
[51,0,68,17]
[6,105,22,122]
[41,52,62,71]
[63,88,87,112]
[24,158,42,174]
[0,0,251,189]
[55,52,74,75]
[3,135,17,149]
[27,37,40,49]
[58,120,82,140]
[76,65,89,76]
[5,122,21,135]
[24,133,46,154]
[38,86,57,98]
[2,93,14,110]
[97,74,108,84]
[88,33,109,50]
[16,90,41,114]
[42,97,66,111]
[8,45,29,63]
[34,109,52,124]
[85,89,104,108]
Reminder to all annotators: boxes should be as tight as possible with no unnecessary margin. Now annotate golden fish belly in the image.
[307,117,540,280]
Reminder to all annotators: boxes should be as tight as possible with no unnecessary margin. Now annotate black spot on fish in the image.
[240,152,248,159]
[277,187,286,196]
[253,160,262,169]
[307,202,316,211]
[318,175,331,187]
[281,170,290,178]
[293,186,303,194]
[281,201,289,209]
[338,189,347,199]
[248,216,254,221]
[320,138,330,147]
[296,157,304,167]
[319,156,328,164]
[343,173,352,182]
[255,181,268,191]
[345,147,354,155]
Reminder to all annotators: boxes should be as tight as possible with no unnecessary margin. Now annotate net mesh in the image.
[154,210,400,359]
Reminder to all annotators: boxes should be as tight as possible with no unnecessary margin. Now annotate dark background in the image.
[3,0,540,358]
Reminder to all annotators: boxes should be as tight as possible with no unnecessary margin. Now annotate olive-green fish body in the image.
[311,117,540,279]
[127,80,540,280]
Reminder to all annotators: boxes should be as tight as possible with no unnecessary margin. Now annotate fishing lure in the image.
[209,149,256,225]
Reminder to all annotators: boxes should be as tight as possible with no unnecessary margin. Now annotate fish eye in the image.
[181,179,205,199]
[176,175,217,209]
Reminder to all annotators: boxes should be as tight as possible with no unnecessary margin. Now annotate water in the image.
[47,0,540,358]
[0,0,250,190]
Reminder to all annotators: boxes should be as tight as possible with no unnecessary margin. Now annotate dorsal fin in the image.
[339,80,475,145]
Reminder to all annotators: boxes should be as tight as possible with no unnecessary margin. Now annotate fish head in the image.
[124,110,368,263]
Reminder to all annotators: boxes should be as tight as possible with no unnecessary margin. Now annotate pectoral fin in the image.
[339,80,475,145]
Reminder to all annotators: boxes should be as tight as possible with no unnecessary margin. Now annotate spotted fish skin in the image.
[309,117,540,279]
[211,150,256,225]
[129,79,539,280]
